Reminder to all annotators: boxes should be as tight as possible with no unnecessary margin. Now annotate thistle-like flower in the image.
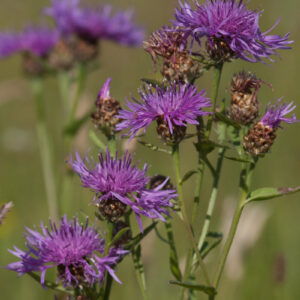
[144,27,200,83]
[91,78,121,136]
[117,83,211,144]
[173,0,292,63]
[0,27,58,75]
[6,216,126,288]
[244,100,298,155]
[45,0,144,62]
[70,150,177,230]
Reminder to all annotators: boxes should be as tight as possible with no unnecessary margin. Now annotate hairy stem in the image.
[32,78,58,220]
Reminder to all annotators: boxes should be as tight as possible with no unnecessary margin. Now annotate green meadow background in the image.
[0,0,299,299]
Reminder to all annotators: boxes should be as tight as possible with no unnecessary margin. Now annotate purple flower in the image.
[173,0,292,63]
[0,27,58,59]
[70,150,177,231]
[261,99,298,128]
[116,83,211,139]
[0,32,20,58]
[18,27,59,57]
[7,216,126,287]
[45,0,144,46]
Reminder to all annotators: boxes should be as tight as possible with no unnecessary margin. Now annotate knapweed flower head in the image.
[45,0,144,47]
[7,216,126,287]
[0,26,58,59]
[244,99,298,155]
[70,150,177,231]
[144,26,201,83]
[173,0,292,63]
[91,78,121,136]
[117,83,211,143]
[228,71,265,125]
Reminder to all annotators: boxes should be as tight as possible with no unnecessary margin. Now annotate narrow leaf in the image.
[224,156,253,163]
[132,245,147,299]
[180,170,198,185]
[125,221,157,249]
[169,281,217,296]
[245,186,300,204]
[140,78,163,88]
[165,219,182,281]
[215,112,241,129]
[89,130,106,151]
[109,227,130,247]
[63,110,91,137]
[138,140,171,154]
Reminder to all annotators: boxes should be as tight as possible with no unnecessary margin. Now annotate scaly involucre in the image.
[173,0,292,63]
[71,150,177,231]
[7,216,126,287]
[117,83,211,138]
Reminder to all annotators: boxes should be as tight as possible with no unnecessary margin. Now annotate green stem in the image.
[192,147,226,271]
[205,63,223,138]
[68,63,86,125]
[32,78,58,220]
[172,144,211,287]
[212,160,256,288]
[107,135,116,157]
[57,71,71,117]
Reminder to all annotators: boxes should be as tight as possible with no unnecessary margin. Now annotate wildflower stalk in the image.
[107,135,117,157]
[57,71,71,117]
[205,63,223,138]
[68,63,86,125]
[213,159,256,289]
[192,147,226,272]
[171,144,211,287]
[32,78,58,220]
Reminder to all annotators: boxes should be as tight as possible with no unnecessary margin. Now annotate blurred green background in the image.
[0,0,299,299]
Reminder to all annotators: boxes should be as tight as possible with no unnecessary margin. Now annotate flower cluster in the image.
[173,0,292,63]
[70,150,177,230]
[7,216,127,287]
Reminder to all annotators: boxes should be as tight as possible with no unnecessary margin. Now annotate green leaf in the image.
[245,186,300,204]
[194,139,229,155]
[180,170,198,185]
[224,156,253,163]
[125,221,157,249]
[140,78,163,88]
[138,140,171,155]
[165,219,182,281]
[169,281,217,296]
[89,130,106,151]
[215,112,241,129]
[109,227,130,247]
[63,110,91,137]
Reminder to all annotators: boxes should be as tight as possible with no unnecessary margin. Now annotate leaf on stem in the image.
[245,186,300,204]
[224,156,253,163]
[137,140,171,154]
[179,170,198,185]
[214,112,241,129]
[125,221,157,249]
[89,130,106,151]
[169,280,217,296]
[194,140,229,155]
[140,78,163,88]
[63,110,92,137]
[109,227,130,247]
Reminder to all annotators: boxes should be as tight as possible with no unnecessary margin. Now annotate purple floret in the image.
[173,0,292,63]
[116,83,211,138]
[45,0,144,46]
[7,216,126,287]
[261,99,299,128]
[70,150,177,231]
